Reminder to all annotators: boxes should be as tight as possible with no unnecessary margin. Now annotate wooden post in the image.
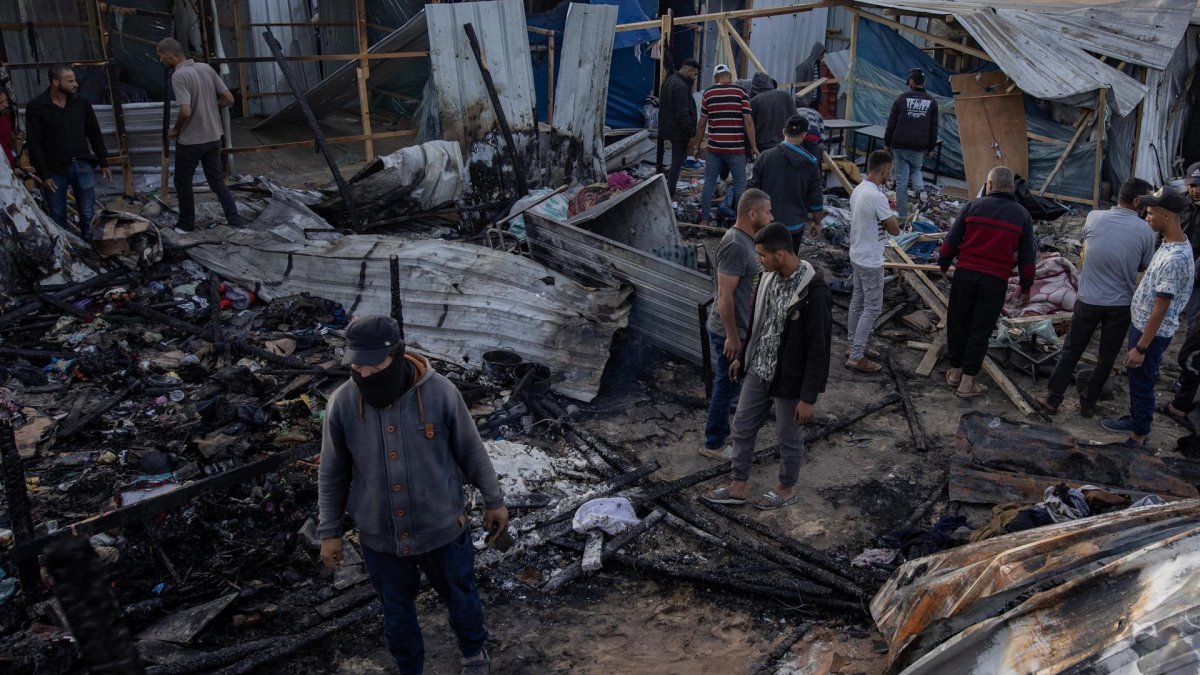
[846,13,859,120]
[232,0,249,118]
[546,30,555,126]
[1093,88,1107,208]
[657,12,669,95]
[94,0,134,197]
[1038,109,1093,196]
[739,2,753,76]
[355,0,374,163]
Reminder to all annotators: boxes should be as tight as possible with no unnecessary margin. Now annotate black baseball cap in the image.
[785,114,810,136]
[1186,162,1200,187]
[1138,186,1189,214]
[908,68,925,85]
[342,315,403,365]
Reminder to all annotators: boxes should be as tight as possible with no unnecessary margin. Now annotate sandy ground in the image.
[189,177,1185,673]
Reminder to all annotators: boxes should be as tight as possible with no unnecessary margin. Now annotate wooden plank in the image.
[884,262,946,272]
[1092,88,1107,208]
[999,312,1074,326]
[845,13,859,119]
[823,150,855,193]
[954,93,1028,198]
[722,18,765,75]
[914,333,945,377]
[616,1,831,31]
[1038,110,1094,196]
[848,8,990,62]
[355,0,374,163]
[888,242,947,308]
[1027,131,1066,146]
[907,340,933,350]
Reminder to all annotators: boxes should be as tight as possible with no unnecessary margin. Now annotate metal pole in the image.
[261,30,358,224]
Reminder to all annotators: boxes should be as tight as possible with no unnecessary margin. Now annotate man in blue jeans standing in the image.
[157,38,243,232]
[319,316,507,674]
[695,64,757,228]
[25,64,110,239]
[701,188,772,460]
[884,68,938,221]
[1101,188,1194,445]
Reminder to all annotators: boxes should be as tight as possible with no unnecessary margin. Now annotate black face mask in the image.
[352,355,410,409]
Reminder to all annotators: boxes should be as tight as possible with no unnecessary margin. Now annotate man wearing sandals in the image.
[939,166,1035,398]
[846,151,900,373]
[701,223,832,510]
[1100,188,1193,445]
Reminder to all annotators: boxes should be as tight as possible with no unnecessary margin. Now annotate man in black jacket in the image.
[749,115,824,250]
[25,64,110,238]
[884,68,938,221]
[1179,162,1200,334]
[749,73,795,153]
[701,223,832,510]
[658,58,699,200]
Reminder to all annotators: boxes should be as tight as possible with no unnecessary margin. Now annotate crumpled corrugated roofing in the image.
[855,0,1195,115]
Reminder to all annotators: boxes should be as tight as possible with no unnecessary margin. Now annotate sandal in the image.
[845,357,883,373]
[956,383,988,399]
[1156,402,1193,429]
[753,490,799,510]
[700,487,747,506]
[946,370,962,387]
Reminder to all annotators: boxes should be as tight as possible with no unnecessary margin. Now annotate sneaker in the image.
[461,649,490,675]
[698,444,733,461]
[1100,416,1136,434]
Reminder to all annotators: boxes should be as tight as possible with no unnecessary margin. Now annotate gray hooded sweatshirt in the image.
[317,354,504,557]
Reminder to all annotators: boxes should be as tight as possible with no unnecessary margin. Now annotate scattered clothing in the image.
[1130,495,1166,508]
[969,503,1022,543]
[880,514,970,559]
[851,547,900,568]
[1003,254,1079,318]
[1006,507,1053,533]
[1079,485,1132,513]
[1037,483,1090,523]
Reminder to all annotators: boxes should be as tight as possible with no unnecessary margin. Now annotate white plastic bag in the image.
[572,497,639,535]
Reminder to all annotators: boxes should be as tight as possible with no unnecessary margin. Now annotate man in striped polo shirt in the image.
[695,64,757,228]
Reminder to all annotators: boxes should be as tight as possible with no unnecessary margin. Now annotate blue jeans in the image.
[1125,325,1172,437]
[44,160,97,238]
[361,528,488,675]
[705,331,742,449]
[700,151,747,223]
[891,148,925,219]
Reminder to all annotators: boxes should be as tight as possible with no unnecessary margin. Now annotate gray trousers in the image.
[848,262,885,360]
[730,371,805,487]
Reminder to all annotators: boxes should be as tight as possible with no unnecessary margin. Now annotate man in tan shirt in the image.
[156,38,242,231]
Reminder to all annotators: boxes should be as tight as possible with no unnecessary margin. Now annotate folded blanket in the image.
[1003,253,1079,318]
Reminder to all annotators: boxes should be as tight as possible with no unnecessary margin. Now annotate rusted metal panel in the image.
[163,224,631,402]
[253,11,430,130]
[956,412,1200,499]
[524,175,712,363]
[872,498,1200,674]
[547,3,618,188]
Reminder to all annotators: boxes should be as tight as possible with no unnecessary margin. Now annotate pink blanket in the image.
[1003,253,1079,318]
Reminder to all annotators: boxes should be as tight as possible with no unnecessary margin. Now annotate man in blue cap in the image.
[318,314,507,675]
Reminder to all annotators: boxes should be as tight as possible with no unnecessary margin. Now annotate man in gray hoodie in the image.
[318,315,507,675]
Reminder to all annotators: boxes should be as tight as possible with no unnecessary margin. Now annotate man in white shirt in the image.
[845,151,899,372]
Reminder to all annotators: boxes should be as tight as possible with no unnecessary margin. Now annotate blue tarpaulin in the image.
[843,19,1097,201]
[528,0,660,129]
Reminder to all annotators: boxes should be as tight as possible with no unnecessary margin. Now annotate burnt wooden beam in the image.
[45,537,144,674]
[887,350,930,452]
[543,509,667,592]
[1,420,39,598]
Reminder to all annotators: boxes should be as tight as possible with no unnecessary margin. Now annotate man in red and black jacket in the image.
[939,166,1035,398]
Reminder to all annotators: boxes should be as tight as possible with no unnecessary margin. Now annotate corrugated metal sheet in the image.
[253,11,429,130]
[524,175,712,364]
[854,0,1195,116]
[747,1,828,83]
[164,225,632,402]
[246,0,322,116]
[0,0,100,103]
[872,498,1200,674]
[1134,25,1200,184]
[426,0,537,145]
[548,3,617,187]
